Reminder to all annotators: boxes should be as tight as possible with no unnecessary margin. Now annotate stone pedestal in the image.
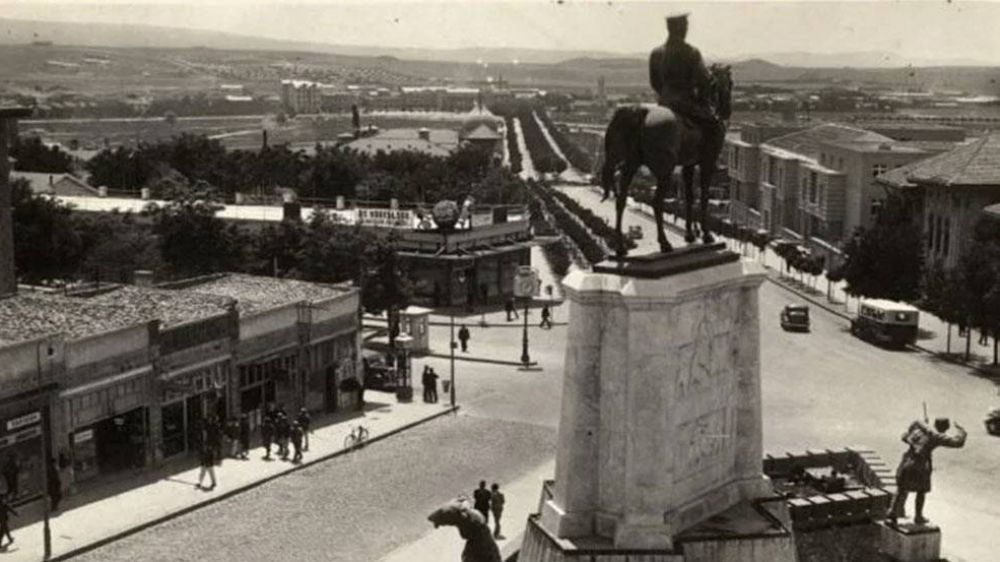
[527,245,778,560]
[879,522,942,562]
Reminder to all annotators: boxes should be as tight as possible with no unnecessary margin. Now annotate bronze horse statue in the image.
[600,64,733,255]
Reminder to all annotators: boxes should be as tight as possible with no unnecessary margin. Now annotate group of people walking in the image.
[259,406,312,464]
[195,405,313,491]
[472,481,506,540]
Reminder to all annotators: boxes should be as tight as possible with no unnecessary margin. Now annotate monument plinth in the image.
[520,245,794,561]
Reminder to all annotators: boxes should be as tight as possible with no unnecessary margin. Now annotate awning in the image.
[159,355,230,381]
[59,365,153,399]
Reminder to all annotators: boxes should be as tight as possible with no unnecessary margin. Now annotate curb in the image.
[423,353,532,368]
[765,273,1000,379]
[48,405,460,562]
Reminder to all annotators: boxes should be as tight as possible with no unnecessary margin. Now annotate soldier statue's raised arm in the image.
[888,417,967,526]
[647,12,724,153]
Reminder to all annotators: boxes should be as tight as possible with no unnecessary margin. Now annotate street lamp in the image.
[449,270,466,408]
[513,266,539,368]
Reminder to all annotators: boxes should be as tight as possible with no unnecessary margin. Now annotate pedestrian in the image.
[980,330,989,346]
[226,417,239,459]
[2,455,19,501]
[47,458,62,513]
[0,493,16,549]
[206,416,223,466]
[291,422,304,464]
[261,415,275,460]
[296,408,312,452]
[238,414,251,460]
[196,441,217,491]
[428,367,439,403]
[422,366,434,403]
[490,483,505,539]
[505,299,519,322]
[540,305,553,330]
[458,324,471,353]
[473,480,491,526]
[276,413,291,460]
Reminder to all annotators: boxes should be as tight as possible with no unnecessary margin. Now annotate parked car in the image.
[362,351,398,391]
[628,225,644,240]
[780,304,810,332]
[850,299,919,349]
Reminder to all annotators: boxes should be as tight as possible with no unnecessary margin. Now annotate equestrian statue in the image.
[600,12,733,256]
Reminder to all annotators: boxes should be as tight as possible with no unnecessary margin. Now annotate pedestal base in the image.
[879,521,942,562]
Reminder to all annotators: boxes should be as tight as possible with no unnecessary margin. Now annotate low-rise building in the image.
[878,133,1000,270]
[0,273,360,494]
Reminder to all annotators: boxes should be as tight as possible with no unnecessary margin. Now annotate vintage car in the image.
[780,304,810,332]
[850,299,919,349]
[628,225,644,240]
[986,407,1000,436]
[362,351,398,391]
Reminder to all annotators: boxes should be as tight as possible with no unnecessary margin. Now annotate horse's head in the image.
[709,64,733,122]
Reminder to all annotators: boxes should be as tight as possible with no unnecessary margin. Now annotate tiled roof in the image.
[175,273,347,314]
[461,124,502,141]
[765,124,896,158]
[898,133,1000,187]
[0,292,150,345]
[80,285,233,328]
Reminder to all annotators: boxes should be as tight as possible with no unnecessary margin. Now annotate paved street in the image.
[52,187,1000,562]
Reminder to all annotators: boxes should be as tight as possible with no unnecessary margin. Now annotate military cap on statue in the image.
[666,11,689,33]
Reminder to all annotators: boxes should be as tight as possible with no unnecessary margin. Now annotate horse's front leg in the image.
[614,167,635,257]
[655,175,673,253]
[700,162,715,244]
[682,166,696,244]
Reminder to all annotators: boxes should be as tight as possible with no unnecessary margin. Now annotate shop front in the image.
[0,409,47,504]
[159,359,229,458]
[237,352,297,430]
[61,366,151,483]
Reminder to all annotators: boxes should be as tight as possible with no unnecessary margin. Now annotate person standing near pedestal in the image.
[458,325,471,353]
[889,417,967,525]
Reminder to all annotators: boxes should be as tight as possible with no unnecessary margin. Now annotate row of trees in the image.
[548,187,636,255]
[503,116,523,175]
[83,133,526,207]
[527,181,605,264]
[536,109,594,174]
[496,103,568,178]
[10,180,412,328]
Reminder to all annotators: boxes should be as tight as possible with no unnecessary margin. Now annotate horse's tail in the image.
[601,105,646,199]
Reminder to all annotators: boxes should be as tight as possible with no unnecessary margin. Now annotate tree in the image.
[922,261,972,356]
[10,136,73,173]
[359,232,413,349]
[85,145,154,191]
[149,188,241,277]
[10,178,85,282]
[78,214,164,283]
[841,196,924,302]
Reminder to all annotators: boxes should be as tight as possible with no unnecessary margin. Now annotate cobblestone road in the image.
[72,415,556,562]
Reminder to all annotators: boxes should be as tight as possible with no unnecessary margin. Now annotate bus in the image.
[850,299,919,349]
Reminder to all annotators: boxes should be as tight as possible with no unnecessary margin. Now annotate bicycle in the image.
[343,424,370,450]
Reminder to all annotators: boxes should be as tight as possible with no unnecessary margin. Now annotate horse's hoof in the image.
[702,233,715,244]
[685,234,697,244]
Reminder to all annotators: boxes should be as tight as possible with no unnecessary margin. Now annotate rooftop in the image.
[344,128,458,157]
[78,285,233,328]
[172,273,348,314]
[10,172,98,197]
[0,292,150,345]
[876,133,1000,189]
[765,124,897,158]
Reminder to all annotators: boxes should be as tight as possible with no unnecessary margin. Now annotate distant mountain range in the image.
[2,17,997,68]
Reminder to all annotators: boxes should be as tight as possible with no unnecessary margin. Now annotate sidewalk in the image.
[378,459,554,562]
[607,185,1000,376]
[5,395,455,562]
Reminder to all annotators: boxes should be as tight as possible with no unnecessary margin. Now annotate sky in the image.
[2,0,1000,63]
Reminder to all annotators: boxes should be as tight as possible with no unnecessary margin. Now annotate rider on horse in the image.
[648,12,724,157]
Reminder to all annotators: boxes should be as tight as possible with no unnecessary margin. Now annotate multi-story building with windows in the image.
[878,133,1000,270]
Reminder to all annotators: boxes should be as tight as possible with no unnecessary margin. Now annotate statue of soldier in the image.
[648,13,724,155]
[888,417,967,526]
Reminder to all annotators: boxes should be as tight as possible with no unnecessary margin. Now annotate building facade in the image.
[0,274,360,495]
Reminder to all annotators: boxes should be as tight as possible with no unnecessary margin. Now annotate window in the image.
[838,158,844,170]
[943,218,951,257]
[927,213,935,250]
[872,164,888,178]
[767,156,777,185]
[733,147,740,170]
[809,172,819,204]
